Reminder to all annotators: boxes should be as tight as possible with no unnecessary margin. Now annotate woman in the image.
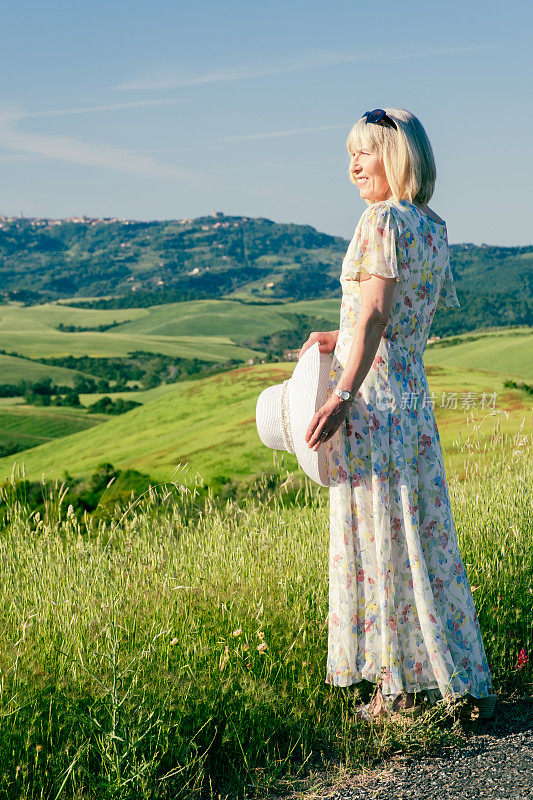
[300,107,495,719]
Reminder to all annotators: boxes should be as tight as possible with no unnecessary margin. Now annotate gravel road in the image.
[283,696,533,800]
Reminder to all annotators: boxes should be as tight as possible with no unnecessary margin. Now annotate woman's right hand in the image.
[299,330,339,360]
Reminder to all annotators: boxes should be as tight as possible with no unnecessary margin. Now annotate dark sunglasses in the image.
[362,109,397,130]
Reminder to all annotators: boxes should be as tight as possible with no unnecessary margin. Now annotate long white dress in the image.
[325,198,493,701]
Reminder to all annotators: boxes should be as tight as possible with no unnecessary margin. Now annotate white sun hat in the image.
[255,342,339,487]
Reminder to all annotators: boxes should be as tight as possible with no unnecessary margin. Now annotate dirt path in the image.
[283,697,533,800]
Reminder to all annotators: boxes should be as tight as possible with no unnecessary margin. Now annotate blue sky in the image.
[1,0,531,245]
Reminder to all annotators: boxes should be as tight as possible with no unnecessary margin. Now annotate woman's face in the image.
[349,147,391,203]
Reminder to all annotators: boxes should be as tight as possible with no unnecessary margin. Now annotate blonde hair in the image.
[346,107,436,206]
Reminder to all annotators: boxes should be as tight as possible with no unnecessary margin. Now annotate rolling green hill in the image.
[1,300,530,389]
[0,352,91,386]
[112,299,310,340]
[1,326,530,487]
[423,326,533,382]
[0,404,105,456]
[0,363,295,485]
[0,301,264,361]
[0,298,339,375]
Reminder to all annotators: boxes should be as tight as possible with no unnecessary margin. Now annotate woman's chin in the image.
[360,191,383,203]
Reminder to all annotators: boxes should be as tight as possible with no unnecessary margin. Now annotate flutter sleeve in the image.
[436,256,461,310]
[342,202,400,282]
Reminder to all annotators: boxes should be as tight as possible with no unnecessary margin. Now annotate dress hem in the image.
[324,672,493,700]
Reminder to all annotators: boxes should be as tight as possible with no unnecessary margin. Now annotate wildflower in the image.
[224,645,230,653]
[257,642,268,653]
[170,638,179,646]
[246,662,252,669]
[515,648,529,670]
[242,643,249,651]
[233,628,242,637]
[302,661,308,667]
[35,745,42,753]
[257,631,265,640]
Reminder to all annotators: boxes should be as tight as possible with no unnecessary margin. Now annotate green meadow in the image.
[0,353,92,387]
[0,326,531,487]
[1,298,529,388]
[0,207,532,799]
[0,364,294,484]
[0,299,340,365]
[0,418,530,799]
[0,297,531,799]
[423,327,533,382]
[0,302,263,361]
[0,404,104,455]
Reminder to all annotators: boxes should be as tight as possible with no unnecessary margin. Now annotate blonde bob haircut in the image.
[346,107,436,206]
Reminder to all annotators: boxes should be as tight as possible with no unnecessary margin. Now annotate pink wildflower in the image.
[515,648,529,671]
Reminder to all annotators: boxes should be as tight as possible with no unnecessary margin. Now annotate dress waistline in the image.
[340,279,424,361]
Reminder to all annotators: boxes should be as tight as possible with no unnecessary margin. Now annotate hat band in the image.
[280,379,295,454]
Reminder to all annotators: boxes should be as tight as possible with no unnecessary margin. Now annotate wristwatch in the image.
[334,388,354,402]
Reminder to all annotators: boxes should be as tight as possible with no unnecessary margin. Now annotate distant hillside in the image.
[0,213,344,304]
[1,328,531,487]
[0,213,532,335]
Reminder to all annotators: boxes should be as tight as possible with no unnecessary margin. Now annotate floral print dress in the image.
[325,198,493,701]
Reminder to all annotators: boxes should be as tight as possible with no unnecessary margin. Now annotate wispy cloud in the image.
[0,116,201,182]
[0,98,184,123]
[115,45,494,92]
[0,153,39,162]
[224,123,348,142]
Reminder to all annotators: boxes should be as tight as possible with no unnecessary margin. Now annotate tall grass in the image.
[0,416,530,799]
[449,411,532,688]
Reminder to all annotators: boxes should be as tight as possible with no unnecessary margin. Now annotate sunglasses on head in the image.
[362,109,397,130]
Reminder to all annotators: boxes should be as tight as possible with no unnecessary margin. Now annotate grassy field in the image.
[0,353,531,487]
[111,300,324,341]
[0,363,294,484]
[0,302,265,361]
[0,308,530,489]
[0,353,92,387]
[0,404,106,454]
[0,418,530,799]
[1,299,530,383]
[0,297,339,366]
[0,329,259,362]
[0,305,531,798]
[424,327,533,382]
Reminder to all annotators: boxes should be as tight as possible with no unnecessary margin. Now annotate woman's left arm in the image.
[305,275,397,452]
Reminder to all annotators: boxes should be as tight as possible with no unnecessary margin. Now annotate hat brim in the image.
[288,342,339,487]
[255,383,286,451]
